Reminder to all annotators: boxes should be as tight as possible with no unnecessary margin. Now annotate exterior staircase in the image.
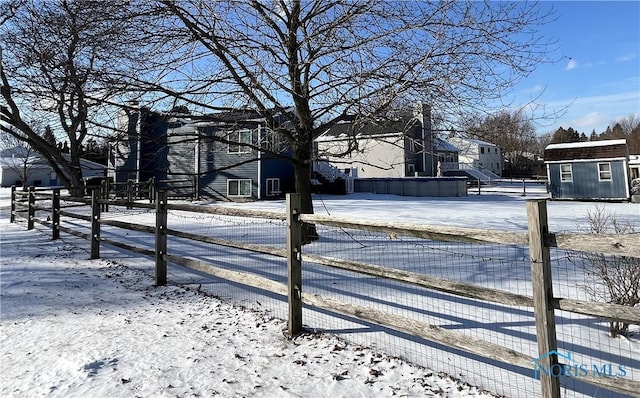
[441,162,499,185]
[312,160,355,194]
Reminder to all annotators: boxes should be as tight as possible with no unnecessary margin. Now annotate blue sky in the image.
[509,1,640,135]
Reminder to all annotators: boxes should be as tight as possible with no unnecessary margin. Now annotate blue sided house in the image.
[164,109,295,200]
[544,139,631,201]
[109,107,295,201]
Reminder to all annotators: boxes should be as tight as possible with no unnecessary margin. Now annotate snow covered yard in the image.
[1,185,638,397]
[0,195,491,397]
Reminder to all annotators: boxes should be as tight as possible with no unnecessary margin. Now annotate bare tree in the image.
[0,130,38,189]
[0,0,161,195]
[152,0,556,214]
[573,206,640,338]
[463,109,539,176]
[611,114,640,153]
[612,114,640,135]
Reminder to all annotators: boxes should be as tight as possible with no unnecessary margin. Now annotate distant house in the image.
[447,137,502,179]
[544,139,631,201]
[0,147,106,188]
[313,104,467,197]
[630,154,640,181]
[315,103,437,178]
[109,107,295,200]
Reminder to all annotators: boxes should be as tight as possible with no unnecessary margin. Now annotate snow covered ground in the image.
[1,185,638,397]
[0,190,493,397]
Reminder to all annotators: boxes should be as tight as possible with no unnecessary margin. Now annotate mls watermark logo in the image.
[533,350,627,379]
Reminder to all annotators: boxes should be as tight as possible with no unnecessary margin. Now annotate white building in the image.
[0,147,106,187]
[447,137,502,177]
[315,104,438,179]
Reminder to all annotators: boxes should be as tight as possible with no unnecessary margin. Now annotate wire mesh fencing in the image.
[300,223,540,397]
[550,248,639,398]
[9,188,639,398]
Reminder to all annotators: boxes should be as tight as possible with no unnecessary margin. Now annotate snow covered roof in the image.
[434,138,459,152]
[0,157,50,169]
[544,139,628,162]
[448,137,498,147]
[544,139,627,150]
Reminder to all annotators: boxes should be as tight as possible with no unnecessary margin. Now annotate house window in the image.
[228,179,252,197]
[228,130,252,154]
[560,164,573,182]
[481,147,485,154]
[598,162,612,181]
[266,178,280,196]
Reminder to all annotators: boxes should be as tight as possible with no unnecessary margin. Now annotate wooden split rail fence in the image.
[9,185,640,398]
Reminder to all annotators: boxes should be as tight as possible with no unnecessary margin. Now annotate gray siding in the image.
[166,125,197,177]
[199,128,259,199]
[164,117,294,200]
[548,160,629,200]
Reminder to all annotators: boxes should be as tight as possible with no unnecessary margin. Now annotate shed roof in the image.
[544,139,627,150]
[544,139,628,162]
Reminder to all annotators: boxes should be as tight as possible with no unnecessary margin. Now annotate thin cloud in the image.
[565,59,578,71]
[543,91,640,132]
[569,112,606,130]
[616,53,637,62]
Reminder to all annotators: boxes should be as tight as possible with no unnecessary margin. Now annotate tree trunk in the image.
[293,144,318,244]
[66,158,85,197]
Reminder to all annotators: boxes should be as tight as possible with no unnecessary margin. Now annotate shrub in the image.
[574,206,639,338]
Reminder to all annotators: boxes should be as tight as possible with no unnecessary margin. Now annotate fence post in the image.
[527,200,560,398]
[101,179,109,212]
[10,185,16,223]
[155,190,168,286]
[193,175,197,200]
[27,186,35,230]
[90,187,101,259]
[522,179,527,197]
[286,193,303,336]
[52,188,60,240]
[126,179,134,209]
[149,177,155,203]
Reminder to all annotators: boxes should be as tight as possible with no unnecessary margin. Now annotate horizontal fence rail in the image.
[8,185,639,398]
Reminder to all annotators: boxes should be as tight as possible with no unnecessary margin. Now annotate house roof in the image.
[168,107,295,127]
[544,139,627,151]
[448,137,498,147]
[434,138,459,152]
[61,154,106,171]
[319,118,421,139]
[0,157,51,169]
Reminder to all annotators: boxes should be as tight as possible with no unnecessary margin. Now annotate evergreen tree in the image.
[550,127,580,143]
[42,125,56,146]
[611,123,625,139]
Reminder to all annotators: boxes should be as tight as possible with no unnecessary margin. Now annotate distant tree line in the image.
[548,115,640,153]
[38,125,108,165]
[456,112,640,178]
